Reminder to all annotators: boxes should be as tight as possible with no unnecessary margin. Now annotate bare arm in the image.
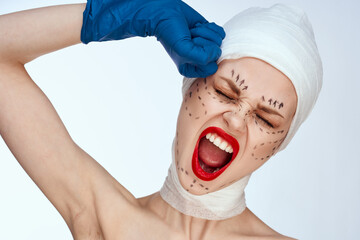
[0,4,136,238]
[0,4,82,64]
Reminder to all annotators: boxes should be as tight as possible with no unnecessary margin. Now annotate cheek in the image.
[181,78,234,123]
[175,78,232,194]
[182,78,209,120]
[174,128,213,194]
[248,126,287,162]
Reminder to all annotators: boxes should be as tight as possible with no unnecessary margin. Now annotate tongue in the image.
[198,137,232,168]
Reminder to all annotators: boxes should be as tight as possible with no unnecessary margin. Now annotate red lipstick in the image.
[192,126,240,181]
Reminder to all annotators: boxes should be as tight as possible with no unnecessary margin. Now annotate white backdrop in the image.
[0,0,359,239]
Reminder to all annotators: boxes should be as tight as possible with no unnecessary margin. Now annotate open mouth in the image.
[192,126,240,181]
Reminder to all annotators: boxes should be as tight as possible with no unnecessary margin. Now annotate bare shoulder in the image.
[234,208,297,240]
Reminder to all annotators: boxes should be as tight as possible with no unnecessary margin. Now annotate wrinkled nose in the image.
[223,105,249,133]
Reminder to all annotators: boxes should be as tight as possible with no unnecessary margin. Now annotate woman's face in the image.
[175,57,297,195]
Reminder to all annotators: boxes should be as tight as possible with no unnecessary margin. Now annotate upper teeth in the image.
[206,133,233,153]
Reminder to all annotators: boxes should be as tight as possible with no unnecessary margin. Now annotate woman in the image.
[0,1,322,239]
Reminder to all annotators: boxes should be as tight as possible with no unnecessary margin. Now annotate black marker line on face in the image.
[239,79,245,86]
[236,75,240,82]
[242,86,248,90]
[232,69,235,77]
[279,102,284,109]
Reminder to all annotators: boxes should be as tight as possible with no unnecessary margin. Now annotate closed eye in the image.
[215,89,234,100]
[256,114,274,128]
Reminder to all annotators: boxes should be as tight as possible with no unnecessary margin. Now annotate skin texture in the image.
[0,4,297,239]
[175,58,297,195]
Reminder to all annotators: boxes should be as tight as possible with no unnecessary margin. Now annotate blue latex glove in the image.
[81,0,226,78]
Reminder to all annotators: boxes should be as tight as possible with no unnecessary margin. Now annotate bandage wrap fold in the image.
[161,4,323,220]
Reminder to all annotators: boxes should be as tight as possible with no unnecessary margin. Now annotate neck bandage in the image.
[161,3,322,220]
[160,140,251,220]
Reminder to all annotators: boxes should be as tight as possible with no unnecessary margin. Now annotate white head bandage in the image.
[183,3,323,151]
[161,3,323,220]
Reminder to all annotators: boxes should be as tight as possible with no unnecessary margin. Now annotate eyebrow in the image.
[219,76,241,95]
[218,76,284,118]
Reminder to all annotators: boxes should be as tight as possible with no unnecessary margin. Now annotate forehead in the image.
[214,57,298,117]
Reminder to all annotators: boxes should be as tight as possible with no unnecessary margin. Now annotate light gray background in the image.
[0,0,359,239]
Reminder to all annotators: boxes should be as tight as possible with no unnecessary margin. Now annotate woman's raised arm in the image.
[0,4,137,239]
[0,4,84,64]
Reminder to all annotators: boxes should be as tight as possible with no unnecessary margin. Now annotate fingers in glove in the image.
[190,37,222,64]
[196,22,226,39]
[179,61,218,78]
[190,22,225,46]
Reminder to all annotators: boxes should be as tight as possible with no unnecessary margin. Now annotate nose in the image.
[222,104,250,133]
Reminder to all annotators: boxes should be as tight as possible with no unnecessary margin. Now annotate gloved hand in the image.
[81,0,225,78]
